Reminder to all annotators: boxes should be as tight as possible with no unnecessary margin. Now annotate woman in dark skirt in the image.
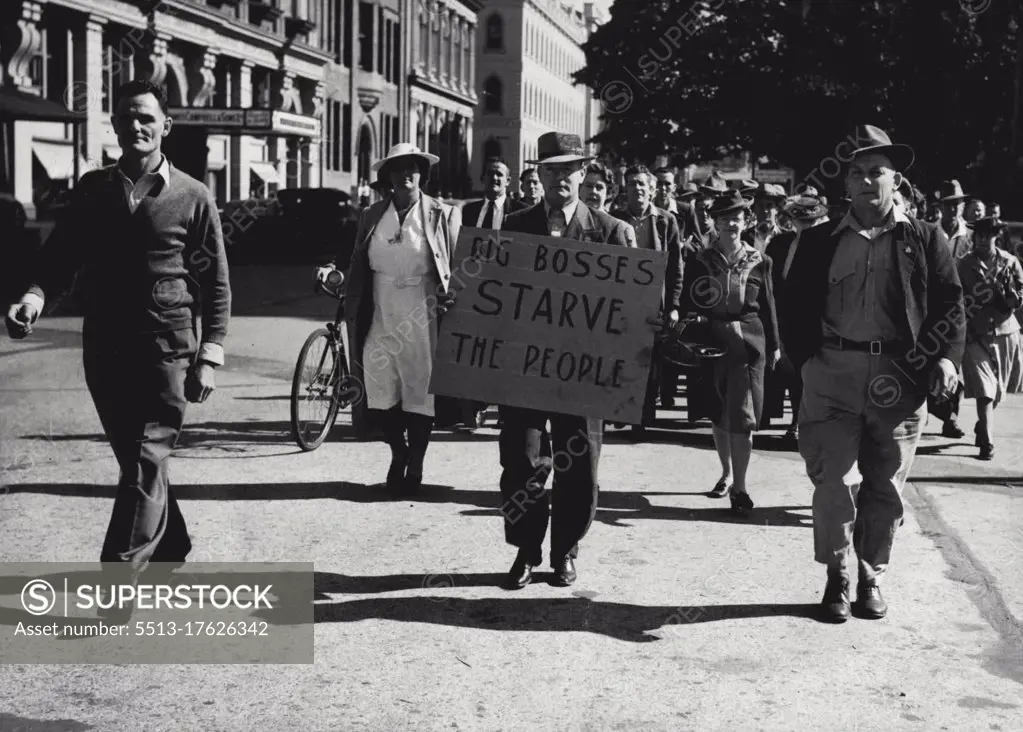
[680,190,780,514]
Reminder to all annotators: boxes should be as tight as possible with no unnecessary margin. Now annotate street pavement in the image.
[0,266,1021,731]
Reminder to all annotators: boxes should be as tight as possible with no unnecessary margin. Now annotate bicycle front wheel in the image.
[290,328,342,451]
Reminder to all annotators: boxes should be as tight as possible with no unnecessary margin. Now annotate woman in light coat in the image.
[320,143,461,493]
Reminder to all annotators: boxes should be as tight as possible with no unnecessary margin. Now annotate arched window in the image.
[485,13,504,51]
[483,137,501,161]
[483,75,503,114]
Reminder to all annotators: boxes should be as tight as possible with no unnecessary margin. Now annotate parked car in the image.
[224,188,357,266]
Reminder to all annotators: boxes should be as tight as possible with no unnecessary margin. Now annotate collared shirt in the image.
[663,199,679,214]
[475,194,506,230]
[944,217,972,260]
[627,203,657,251]
[544,199,579,237]
[823,206,909,342]
[117,155,170,214]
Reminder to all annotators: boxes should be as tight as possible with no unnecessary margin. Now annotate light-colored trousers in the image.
[798,347,926,584]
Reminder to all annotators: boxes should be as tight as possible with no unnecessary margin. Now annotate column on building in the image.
[455,16,466,94]
[424,1,433,78]
[308,81,324,188]
[231,61,253,201]
[5,1,43,210]
[271,70,297,186]
[446,8,456,87]
[75,15,107,169]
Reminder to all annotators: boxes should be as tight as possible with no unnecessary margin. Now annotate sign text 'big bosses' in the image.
[430,228,665,422]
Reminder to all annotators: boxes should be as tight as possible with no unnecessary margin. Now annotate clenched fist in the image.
[5,302,39,340]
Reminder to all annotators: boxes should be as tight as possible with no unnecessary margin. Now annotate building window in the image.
[100,33,134,114]
[253,68,273,108]
[343,0,353,67]
[342,103,352,172]
[482,75,502,114]
[483,138,501,161]
[326,100,342,171]
[485,13,503,52]
[377,6,385,74]
[206,167,227,205]
[359,2,374,71]
[213,59,231,108]
[392,22,401,84]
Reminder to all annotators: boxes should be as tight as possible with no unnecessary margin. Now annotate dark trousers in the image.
[497,407,601,564]
[660,360,678,405]
[83,326,194,570]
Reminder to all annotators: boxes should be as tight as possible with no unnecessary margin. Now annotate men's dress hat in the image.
[678,182,699,200]
[525,132,595,165]
[758,183,788,200]
[966,215,1007,236]
[698,171,729,196]
[707,190,753,217]
[372,143,440,174]
[847,124,915,171]
[795,183,820,197]
[938,179,970,203]
[730,178,759,195]
[782,195,829,221]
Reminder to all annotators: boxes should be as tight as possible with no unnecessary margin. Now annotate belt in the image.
[375,275,423,289]
[822,335,907,356]
[706,312,745,322]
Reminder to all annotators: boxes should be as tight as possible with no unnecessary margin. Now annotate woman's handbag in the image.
[658,315,727,369]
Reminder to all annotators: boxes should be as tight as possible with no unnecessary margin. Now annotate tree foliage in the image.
[576,0,1021,205]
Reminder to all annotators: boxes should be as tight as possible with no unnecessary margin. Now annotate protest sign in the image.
[429,227,665,422]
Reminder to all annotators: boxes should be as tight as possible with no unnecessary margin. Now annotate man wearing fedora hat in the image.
[763,194,831,441]
[497,131,635,589]
[938,180,973,261]
[751,183,788,254]
[783,124,964,623]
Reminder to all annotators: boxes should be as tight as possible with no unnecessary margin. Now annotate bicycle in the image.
[290,269,359,451]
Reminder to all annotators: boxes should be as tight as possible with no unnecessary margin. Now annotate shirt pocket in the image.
[828,257,859,312]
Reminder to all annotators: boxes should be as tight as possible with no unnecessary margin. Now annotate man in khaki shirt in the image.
[784,125,963,624]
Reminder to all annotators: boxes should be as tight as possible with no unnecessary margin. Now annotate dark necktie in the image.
[482,201,496,229]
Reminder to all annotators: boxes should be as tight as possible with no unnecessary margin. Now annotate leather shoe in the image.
[942,420,965,439]
[505,552,537,590]
[854,581,887,619]
[820,572,851,623]
[552,556,577,587]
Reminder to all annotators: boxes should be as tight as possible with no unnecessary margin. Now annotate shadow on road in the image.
[4,482,812,527]
[304,595,824,640]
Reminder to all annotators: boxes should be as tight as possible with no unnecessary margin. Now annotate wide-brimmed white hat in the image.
[372,143,439,174]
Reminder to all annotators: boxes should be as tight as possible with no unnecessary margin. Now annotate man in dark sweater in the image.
[5,80,230,591]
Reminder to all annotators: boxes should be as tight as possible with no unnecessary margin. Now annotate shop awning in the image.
[250,161,281,184]
[33,140,86,180]
[0,87,86,123]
